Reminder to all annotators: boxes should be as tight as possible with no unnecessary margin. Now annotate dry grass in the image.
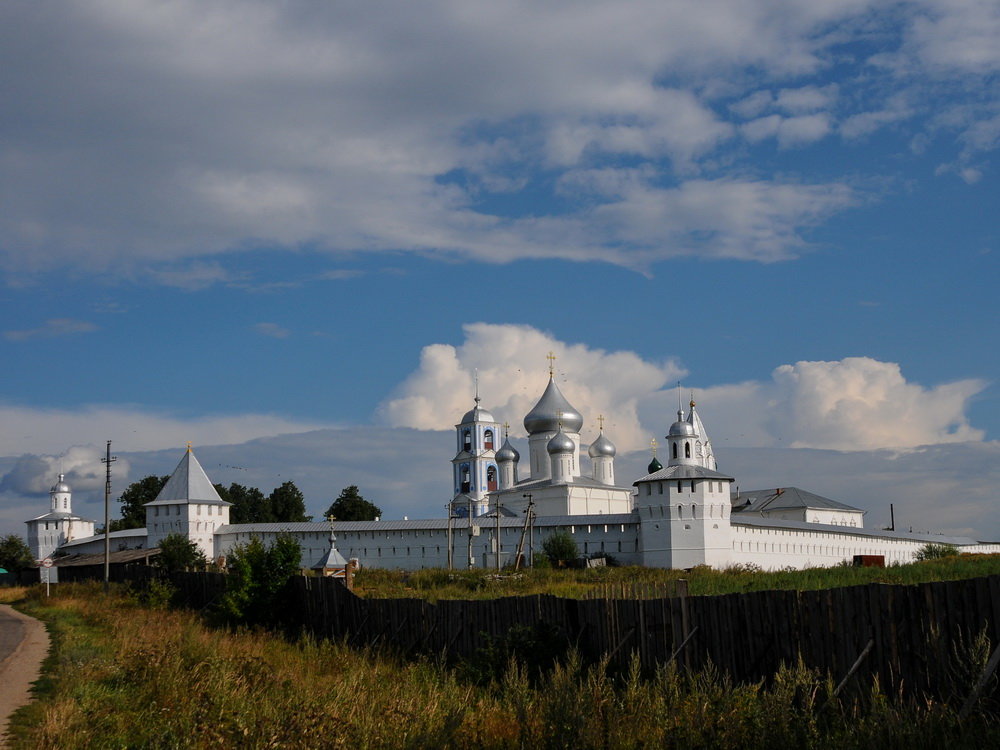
[5,581,1000,748]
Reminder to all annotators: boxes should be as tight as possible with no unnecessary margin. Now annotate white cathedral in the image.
[28,367,1000,575]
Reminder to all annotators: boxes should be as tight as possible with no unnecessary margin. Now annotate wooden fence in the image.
[102,567,1000,698]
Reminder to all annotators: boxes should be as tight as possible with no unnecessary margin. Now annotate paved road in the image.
[0,605,49,748]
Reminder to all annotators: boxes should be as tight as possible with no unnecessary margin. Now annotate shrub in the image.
[915,543,960,561]
[154,533,207,572]
[542,530,579,567]
[217,534,302,627]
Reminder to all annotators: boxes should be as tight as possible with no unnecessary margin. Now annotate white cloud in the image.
[3,318,98,341]
[905,0,1000,74]
[774,84,839,114]
[742,114,832,147]
[379,325,987,455]
[0,445,131,496]
[378,323,685,452]
[254,322,291,339]
[0,403,332,457]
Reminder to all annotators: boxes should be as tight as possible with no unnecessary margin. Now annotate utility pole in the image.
[101,440,117,593]
[468,496,475,569]
[495,500,502,572]
[447,503,454,570]
[523,493,535,567]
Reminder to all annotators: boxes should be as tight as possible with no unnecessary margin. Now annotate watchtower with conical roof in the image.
[144,446,232,559]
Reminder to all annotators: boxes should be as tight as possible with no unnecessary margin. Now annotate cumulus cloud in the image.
[0,446,131,496]
[688,357,986,451]
[378,323,685,452]
[379,325,987,454]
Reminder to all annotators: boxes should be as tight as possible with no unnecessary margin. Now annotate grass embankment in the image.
[353,553,1000,601]
[5,579,1000,749]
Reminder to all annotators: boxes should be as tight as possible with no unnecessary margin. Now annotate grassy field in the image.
[4,570,1000,749]
[352,553,1000,601]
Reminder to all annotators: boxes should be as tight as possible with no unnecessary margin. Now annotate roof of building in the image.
[27,511,92,523]
[633,464,733,484]
[216,512,638,535]
[734,487,862,514]
[145,448,230,506]
[505,474,634,492]
[60,528,148,549]
[53,547,160,567]
[523,377,584,435]
[732,515,995,546]
[311,546,348,569]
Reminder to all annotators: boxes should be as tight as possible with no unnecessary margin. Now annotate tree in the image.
[155,533,208,572]
[542,530,579,567]
[225,483,269,524]
[325,485,381,522]
[268,481,310,522]
[111,475,168,531]
[0,534,35,572]
[218,535,302,626]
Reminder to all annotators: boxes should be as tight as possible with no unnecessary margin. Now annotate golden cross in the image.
[597,414,605,431]
[546,351,557,376]
[503,421,510,438]
[650,437,658,457]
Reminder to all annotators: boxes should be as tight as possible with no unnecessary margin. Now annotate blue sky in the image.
[1,1,997,539]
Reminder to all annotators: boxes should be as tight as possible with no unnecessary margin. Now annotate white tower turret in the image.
[451,384,502,517]
[495,423,520,491]
[588,415,617,486]
[547,426,575,483]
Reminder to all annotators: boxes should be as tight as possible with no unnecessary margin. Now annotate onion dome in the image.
[668,409,696,437]
[647,456,664,473]
[50,474,71,493]
[524,378,584,435]
[588,432,616,458]
[547,428,575,455]
[461,396,495,424]
[496,437,520,463]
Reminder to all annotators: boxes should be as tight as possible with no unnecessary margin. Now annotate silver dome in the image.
[588,432,616,458]
[547,429,575,455]
[460,405,496,424]
[50,474,71,493]
[496,438,520,463]
[523,378,584,435]
[668,409,696,437]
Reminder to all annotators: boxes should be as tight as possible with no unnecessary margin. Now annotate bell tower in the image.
[450,381,502,517]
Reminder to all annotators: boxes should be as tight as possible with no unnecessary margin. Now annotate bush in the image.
[542,530,579,567]
[915,543,960,561]
[154,533,207,572]
[217,534,302,627]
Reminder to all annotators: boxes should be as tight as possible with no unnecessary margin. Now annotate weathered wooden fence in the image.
[97,567,1000,697]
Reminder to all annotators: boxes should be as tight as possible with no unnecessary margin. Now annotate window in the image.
[484,429,494,450]
[685,442,691,458]
[463,429,472,452]
[677,481,682,492]
[487,465,498,491]
[461,464,471,493]
[672,443,678,459]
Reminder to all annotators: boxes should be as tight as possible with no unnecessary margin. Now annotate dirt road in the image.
[0,605,48,748]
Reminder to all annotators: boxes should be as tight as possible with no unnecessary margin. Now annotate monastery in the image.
[28,368,1000,575]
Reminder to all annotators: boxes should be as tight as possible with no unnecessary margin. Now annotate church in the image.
[29,365,1000,574]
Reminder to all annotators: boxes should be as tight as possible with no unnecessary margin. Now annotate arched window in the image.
[672,443,678,459]
[463,429,472,452]
[484,429,494,450]
[461,464,471,493]
[487,465,498,491]
[685,442,691,458]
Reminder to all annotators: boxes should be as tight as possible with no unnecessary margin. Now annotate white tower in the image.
[588,415,617,486]
[451,390,502,517]
[495,424,520,490]
[25,473,96,565]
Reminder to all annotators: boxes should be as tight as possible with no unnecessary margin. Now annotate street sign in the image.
[41,557,53,568]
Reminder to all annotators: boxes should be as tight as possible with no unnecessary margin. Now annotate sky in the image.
[1,1,997,541]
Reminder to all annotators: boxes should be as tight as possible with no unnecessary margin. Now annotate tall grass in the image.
[6,582,1000,748]
[353,553,1000,601]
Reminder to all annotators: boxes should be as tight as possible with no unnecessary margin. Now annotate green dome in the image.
[647,456,663,473]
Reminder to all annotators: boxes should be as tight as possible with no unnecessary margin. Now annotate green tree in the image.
[111,475,168,531]
[218,535,302,626]
[225,483,269,524]
[155,533,208,572]
[325,485,381,522]
[0,534,35,572]
[542,530,579,567]
[268,481,310,522]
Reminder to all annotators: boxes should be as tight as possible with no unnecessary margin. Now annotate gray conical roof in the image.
[547,428,575,455]
[524,377,584,434]
[588,432,616,458]
[147,448,227,505]
[496,437,520,463]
